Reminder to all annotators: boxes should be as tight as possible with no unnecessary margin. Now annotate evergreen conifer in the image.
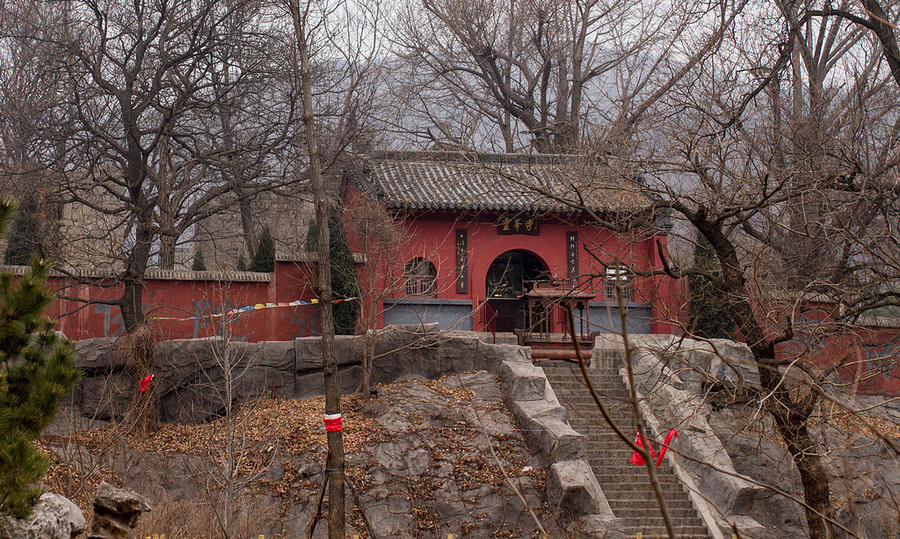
[304,210,359,335]
[248,227,275,273]
[689,233,734,339]
[0,198,80,520]
[3,196,40,266]
[191,248,207,271]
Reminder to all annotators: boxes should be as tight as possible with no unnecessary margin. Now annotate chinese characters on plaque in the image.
[496,213,540,236]
[456,229,468,294]
[567,231,578,284]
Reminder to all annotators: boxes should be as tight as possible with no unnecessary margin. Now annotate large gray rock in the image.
[530,414,585,463]
[625,337,799,537]
[72,338,119,370]
[547,460,611,517]
[500,359,548,401]
[0,493,85,539]
[87,482,151,539]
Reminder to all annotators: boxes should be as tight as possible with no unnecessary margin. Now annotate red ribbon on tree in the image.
[656,429,679,467]
[323,413,342,432]
[629,428,678,467]
[138,374,154,392]
[629,431,657,465]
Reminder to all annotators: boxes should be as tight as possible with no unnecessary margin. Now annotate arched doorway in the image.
[485,250,549,333]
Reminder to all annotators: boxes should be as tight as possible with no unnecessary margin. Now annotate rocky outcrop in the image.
[0,493,85,539]
[615,335,771,538]
[87,482,151,539]
[70,325,619,537]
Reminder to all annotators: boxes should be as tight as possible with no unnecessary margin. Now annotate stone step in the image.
[592,480,687,492]
[546,377,625,382]
[604,485,693,502]
[532,351,592,361]
[610,498,698,508]
[542,374,625,381]
[623,527,709,538]
[553,393,631,400]
[621,525,708,534]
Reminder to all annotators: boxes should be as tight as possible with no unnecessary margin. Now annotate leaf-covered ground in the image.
[39,371,559,537]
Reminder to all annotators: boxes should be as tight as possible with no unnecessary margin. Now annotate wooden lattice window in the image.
[404,258,437,297]
[604,265,633,302]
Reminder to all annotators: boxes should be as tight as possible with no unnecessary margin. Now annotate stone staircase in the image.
[542,357,712,538]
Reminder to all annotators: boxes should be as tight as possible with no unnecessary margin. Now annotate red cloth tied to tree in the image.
[138,374,154,392]
[629,431,657,465]
[323,413,342,432]
[629,429,679,466]
[656,429,679,467]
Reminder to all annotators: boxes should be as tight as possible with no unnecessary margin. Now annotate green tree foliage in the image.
[3,196,41,266]
[247,227,275,273]
[304,218,318,253]
[689,233,734,339]
[191,248,207,271]
[305,210,360,335]
[0,198,80,520]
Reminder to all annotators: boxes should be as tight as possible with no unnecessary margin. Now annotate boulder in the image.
[547,460,611,517]
[0,493,85,539]
[87,482,151,539]
[499,359,548,401]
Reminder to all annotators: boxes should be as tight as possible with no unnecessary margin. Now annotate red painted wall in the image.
[37,262,321,342]
[346,208,676,334]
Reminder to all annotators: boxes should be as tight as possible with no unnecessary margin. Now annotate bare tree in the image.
[601,7,899,535]
[346,194,403,395]
[429,2,900,534]
[390,0,746,153]
[284,0,382,535]
[0,0,298,330]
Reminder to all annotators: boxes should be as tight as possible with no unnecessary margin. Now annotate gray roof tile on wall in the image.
[354,151,649,213]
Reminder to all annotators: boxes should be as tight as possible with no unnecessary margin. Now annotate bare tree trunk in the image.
[121,216,152,330]
[359,328,375,395]
[223,339,235,539]
[289,2,345,536]
[158,234,177,269]
[760,368,833,538]
[691,214,836,538]
[239,195,257,258]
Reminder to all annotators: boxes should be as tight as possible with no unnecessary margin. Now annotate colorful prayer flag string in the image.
[147,296,362,321]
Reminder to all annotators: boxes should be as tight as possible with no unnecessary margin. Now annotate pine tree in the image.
[304,210,359,335]
[689,232,734,339]
[0,197,81,520]
[248,227,275,273]
[3,196,40,266]
[191,248,207,271]
[304,218,318,253]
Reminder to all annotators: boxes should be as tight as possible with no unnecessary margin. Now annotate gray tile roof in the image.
[353,151,650,213]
